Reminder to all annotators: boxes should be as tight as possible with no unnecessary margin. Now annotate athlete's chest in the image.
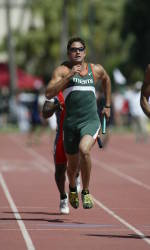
[69,66,94,87]
[71,74,94,85]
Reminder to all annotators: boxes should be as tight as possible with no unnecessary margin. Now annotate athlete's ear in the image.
[67,49,70,56]
[67,50,71,58]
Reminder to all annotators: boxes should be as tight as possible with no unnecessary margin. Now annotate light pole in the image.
[60,0,69,61]
[5,0,17,98]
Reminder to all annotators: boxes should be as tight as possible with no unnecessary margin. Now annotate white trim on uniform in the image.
[93,126,101,140]
[45,97,56,103]
[63,86,96,100]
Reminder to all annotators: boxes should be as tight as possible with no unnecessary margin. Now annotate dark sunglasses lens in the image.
[78,47,84,52]
[70,47,84,52]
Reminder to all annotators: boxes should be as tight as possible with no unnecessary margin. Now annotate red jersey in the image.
[54,92,67,164]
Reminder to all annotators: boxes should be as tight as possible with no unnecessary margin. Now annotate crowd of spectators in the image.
[0,83,150,143]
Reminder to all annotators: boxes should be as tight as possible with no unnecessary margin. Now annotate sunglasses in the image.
[69,47,85,53]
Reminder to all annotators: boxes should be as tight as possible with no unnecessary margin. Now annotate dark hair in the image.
[67,37,86,52]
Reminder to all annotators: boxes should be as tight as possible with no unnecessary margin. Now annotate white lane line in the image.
[92,158,150,191]
[9,135,52,172]
[0,173,35,250]
[10,135,150,191]
[9,135,150,245]
[19,146,150,245]
[92,196,150,245]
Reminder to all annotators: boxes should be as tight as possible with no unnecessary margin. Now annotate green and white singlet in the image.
[63,63,100,154]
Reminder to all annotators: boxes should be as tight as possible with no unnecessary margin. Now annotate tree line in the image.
[0,0,150,88]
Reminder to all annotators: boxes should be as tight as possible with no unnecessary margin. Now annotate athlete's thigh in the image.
[54,134,67,165]
[80,120,100,140]
[79,120,100,152]
[79,134,95,153]
[63,127,80,154]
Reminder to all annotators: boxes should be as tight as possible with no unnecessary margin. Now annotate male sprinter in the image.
[45,37,111,209]
[140,64,150,118]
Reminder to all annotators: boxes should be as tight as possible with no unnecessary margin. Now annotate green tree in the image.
[0,0,127,85]
[121,0,150,81]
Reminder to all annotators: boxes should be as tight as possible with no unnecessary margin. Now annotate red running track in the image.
[0,132,150,250]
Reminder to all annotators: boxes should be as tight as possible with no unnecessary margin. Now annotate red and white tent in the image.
[0,63,44,90]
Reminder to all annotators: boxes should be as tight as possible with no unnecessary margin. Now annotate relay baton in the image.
[97,136,103,148]
[102,115,106,134]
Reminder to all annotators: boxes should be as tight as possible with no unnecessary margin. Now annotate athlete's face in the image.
[68,42,86,63]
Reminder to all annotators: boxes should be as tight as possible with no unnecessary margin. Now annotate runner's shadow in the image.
[85,234,150,239]
[1,211,69,223]
[3,211,61,216]
[0,216,85,225]
[0,217,66,223]
[1,211,85,224]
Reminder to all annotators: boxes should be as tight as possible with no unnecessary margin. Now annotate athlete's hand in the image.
[42,99,62,119]
[101,107,111,120]
[70,64,82,76]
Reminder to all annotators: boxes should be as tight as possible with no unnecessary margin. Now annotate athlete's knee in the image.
[79,135,94,157]
[55,164,66,180]
[79,143,90,158]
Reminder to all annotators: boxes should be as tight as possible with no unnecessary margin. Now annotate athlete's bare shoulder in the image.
[91,63,108,82]
[141,64,150,98]
[144,64,150,85]
[61,61,71,68]
[142,81,150,98]
[92,63,104,72]
[52,63,70,78]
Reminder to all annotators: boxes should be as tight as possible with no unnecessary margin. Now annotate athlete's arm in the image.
[45,64,82,99]
[140,64,150,118]
[42,99,62,119]
[93,64,111,119]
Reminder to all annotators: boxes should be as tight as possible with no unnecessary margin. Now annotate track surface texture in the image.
[0,132,150,250]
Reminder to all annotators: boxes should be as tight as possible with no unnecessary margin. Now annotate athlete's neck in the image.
[80,62,88,75]
[70,61,87,71]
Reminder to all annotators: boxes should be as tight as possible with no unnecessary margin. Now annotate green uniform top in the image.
[63,63,100,128]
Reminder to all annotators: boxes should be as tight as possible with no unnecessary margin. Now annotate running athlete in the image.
[43,91,80,214]
[45,37,111,210]
[140,64,150,118]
